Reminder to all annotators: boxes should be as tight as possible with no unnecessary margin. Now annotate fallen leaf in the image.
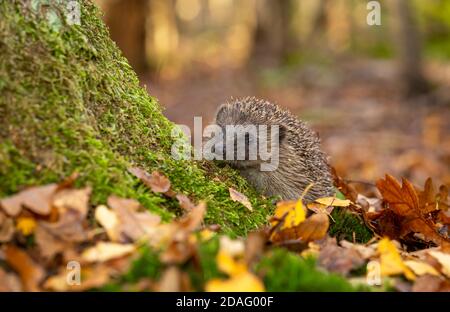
[318,238,364,276]
[128,167,171,193]
[0,184,57,216]
[95,205,120,242]
[331,168,358,202]
[177,201,206,233]
[220,236,245,257]
[216,250,247,276]
[81,242,135,263]
[428,251,450,278]
[271,200,306,230]
[4,245,45,291]
[156,266,182,292]
[315,197,351,207]
[229,188,253,211]
[412,274,450,292]
[44,265,112,291]
[244,231,266,265]
[176,194,195,211]
[404,260,439,276]
[340,240,377,259]
[205,271,265,292]
[418,178,449,214]
[16,217,37,236]
[376,175,450,249]
[0,212,14,243]
[378,238,415,280]
[53,187,91,217]
[0,268,22,291]
[34,223,69,259]
[160,237,196,264]
[107,195,161,242]
[271,213,329,243]
[38,209,88,243]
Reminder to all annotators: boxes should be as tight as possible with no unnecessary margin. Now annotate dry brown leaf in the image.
[340,240,377,259]
[38,209,88,243]
[428,250,450,278]
[161,239,196,264]
[176,194,195,211]
[177,201,207,233]
[95,205,120,241]
[53,187,91,217]
[332,168,358,202]
[0,268,22,291]
[128,167,171,193]
[229,188,253,211]
[0,184,58,216]
[244,231,267,265]
[271,212,329,243]
[44,265,112,291]
[418,178,449,214]
[107,195,161,242]
[376,175,450,250]
[412,274,450,292]
[34,222,69,259]
[4,245,45,291]
[0,212,14,243]
[81,242,135,263]
[156,266,182,292]
[318,238,365,276]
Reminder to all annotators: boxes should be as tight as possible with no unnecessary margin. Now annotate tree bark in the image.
[251,0,295,67]
[388,0,430,97]
[103,0,149,74]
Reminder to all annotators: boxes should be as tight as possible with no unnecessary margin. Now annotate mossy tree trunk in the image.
[0,0,272,236]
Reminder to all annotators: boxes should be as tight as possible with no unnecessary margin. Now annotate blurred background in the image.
[94,0,450,190]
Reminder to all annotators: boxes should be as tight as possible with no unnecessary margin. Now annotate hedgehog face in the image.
[212,104,286,170]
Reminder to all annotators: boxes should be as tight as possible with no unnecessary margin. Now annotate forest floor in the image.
[145,58,450,193]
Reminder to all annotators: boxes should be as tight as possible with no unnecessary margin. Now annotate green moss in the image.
[0,0,273,236]
[256,249,369,292]
[329,208,374,243]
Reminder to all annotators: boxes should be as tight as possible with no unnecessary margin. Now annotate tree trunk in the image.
[251,0,295,67]
[103,0,149,74]
[0,0,271,236]
[388,0,430,97]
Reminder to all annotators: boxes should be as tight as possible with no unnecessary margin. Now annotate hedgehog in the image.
[210,97,335,202]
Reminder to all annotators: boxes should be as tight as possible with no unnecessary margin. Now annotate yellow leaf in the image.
[404,260,439,276]
[216,250,247,276]
[378,238,415,280]
[205,271,265,292]
[16,217,37,236]
[273,199,306,230]
[315,197,351,207]
[81,242,135,263]
[199,229,215,242]
[428,251,450,278]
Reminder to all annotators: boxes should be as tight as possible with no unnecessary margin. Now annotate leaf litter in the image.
[0,167,449,291]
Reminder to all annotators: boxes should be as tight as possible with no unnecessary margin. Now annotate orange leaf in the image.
[5,245,45,291]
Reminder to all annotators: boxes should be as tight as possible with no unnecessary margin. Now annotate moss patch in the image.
[256,249,370,292]
[329,208,374,243]
[0,0,273,236]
